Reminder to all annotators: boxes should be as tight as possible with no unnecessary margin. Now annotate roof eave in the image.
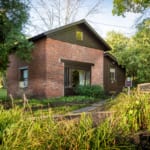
[29,33,46,41]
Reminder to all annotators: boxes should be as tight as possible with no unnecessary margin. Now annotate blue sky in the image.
[86,0,140,37]
[26,0,141,38]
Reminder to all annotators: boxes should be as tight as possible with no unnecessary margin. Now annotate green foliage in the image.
[75,85,105,98]
[26,96,95,107]
[112,0,150,16]
[132,19,150,82]
[48,96,95,103]
[0,107,22,144]
[106,18,150,83]
[0,0,33,71]
[46,105,88,115]
[109,92,150,132]
[0,92,150,149]
[30,104,89,116]
[106,31,129,57]
[0,88,7,100]
[0,92,95,115]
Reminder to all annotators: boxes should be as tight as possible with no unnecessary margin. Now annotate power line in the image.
[87,19,133,29]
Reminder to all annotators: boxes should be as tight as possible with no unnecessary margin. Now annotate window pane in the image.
[69,68,72,87]
[64,66,91,88]
[76,31,83,41]
[19,67,28,88]
[85,71,90,85]
[23,69,28,79]
[110,68,116,82]
[110,68,115,73]
[24,79,28,87]
[64,67,69,87]
[79,70,85,85]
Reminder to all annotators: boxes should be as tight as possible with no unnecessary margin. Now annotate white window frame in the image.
[19,66,28,88]
[110,68,116,83]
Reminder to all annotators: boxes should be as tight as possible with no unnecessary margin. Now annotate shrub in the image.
[75,85,105,98]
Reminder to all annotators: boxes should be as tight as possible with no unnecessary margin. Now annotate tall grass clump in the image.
[0,106,22,144]
[109,92,150,132]
[106,92,150,149]
[1,110,116,150]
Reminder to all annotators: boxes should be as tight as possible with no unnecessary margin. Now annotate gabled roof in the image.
[104,52,117,62]
[29,19,111,50]
[104,52,125,69]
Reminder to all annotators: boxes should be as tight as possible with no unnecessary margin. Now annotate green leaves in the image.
[0,0,33,71]
[106,31,129,56]
[0,0,29,29]
[112,0,150,16]
[106,18,150,83]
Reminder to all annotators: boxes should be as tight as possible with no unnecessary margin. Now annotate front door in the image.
[64,66,91,96]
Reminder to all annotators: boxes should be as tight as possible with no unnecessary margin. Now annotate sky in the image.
[25,0,141,38]
[87,0,140,38]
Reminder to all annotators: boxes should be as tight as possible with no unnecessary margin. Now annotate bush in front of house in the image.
[75,85,105,98]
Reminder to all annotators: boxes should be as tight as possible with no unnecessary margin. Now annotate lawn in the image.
[0,88,100,115]
[0,88,7,100]
[17,96,95,115]
[30,104,89,116]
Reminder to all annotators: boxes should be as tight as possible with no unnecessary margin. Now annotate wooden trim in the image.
[61,58,94,68]
[19,66,28,70]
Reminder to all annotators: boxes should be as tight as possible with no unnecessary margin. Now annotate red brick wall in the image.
[45,38,104,98]
[7,38,104,98]
[7,38,47,98]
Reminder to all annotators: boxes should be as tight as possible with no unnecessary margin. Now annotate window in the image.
[76,31,83,41]
[110,68,116,83]
[64,67,90,88]
[19,67,28,88]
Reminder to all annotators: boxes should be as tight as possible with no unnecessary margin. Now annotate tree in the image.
[131,18,150,82]
[112,0,150,16]
[106,18,150,84]
[112,0,150,26]
[112,1,150,83]
[105,32,137,79]
[0,0,33,72]
[27,0,102,34]
[106,31,129,57]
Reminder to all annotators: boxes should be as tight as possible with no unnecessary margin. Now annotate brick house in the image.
[6,20,125,98]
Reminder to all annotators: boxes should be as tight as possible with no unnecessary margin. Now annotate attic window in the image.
[76,31,83,41]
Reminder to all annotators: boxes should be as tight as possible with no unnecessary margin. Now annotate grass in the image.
[0,88,96,105]
[29,104,89,116]
[0,91,150,149]
[27,96,95,107]
[14,96,95,115]
[0,88,96,115]
[0,88,7,100]
[109,92,150,132]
